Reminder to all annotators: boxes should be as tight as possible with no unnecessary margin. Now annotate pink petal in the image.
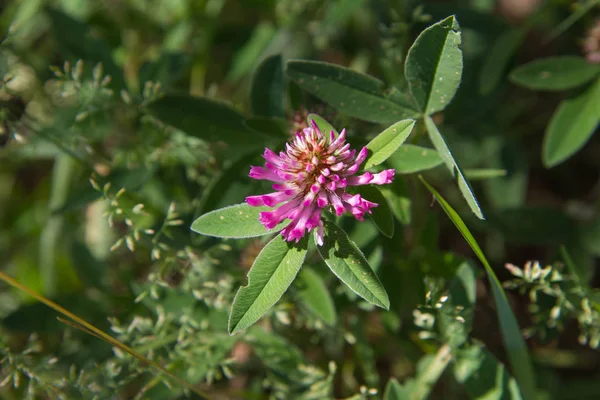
[370,169,395,185]
[249,166,284,182]
[346,172,373,186]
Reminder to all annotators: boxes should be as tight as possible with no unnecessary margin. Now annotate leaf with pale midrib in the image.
[191,203,289,239]
[364,119,416,169]
[317,221,389,309]
[228,235,308,334]
[404,16,463,115]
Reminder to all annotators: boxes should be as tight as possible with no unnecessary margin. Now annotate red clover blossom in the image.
[246,121,395,246]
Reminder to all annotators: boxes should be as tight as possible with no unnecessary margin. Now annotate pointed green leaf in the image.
[404,16,463,115]
[510,56,600,91]
[419,177,536,400]
[364,119,416,169]
[543,78,600,167]
[146,94,261,147]
[191,203,288,239]
[228,235,308,334]
[250,54,285,117]
[286,60,419,123]
[386,145,443,174]
[354,186,395,238]
[296,267,337,326]
[307,113,338,136]
[425,117,484,219]
[317,222,389,309]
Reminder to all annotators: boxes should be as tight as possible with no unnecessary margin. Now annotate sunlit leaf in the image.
[317,221,389,309]
[405,16,463,115]
[228,235,308,334]
[364,119,415,169]
[386,145,443,174]
[191,203,288,239]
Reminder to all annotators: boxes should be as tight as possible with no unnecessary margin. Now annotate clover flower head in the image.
[246,121,395,246]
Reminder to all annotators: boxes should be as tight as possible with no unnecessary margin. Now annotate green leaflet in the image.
[317,221,389,309]
[543,77,600,167]
[425,116,484,219]
[510,56,600,91]
[191,203,288,239]
[364,119,416,169]
[404,16,463,115]
[420,177,536,400]
[286,60,419,123]
[386,145,443,174]
[228,235,308,334]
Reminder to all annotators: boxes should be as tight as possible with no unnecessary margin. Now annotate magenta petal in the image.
[262,191,293,207]
[317,192,329,208]
[346,172,373,186]
[263,148,282,166]
[370,169,395,185]
[246,195,266,206]
[247,121,396,235]
[249,166,284,182]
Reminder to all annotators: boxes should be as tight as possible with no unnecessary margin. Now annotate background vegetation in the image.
[1,0,600,399]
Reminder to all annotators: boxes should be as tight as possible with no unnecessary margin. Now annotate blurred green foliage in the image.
[1,0,600,399]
